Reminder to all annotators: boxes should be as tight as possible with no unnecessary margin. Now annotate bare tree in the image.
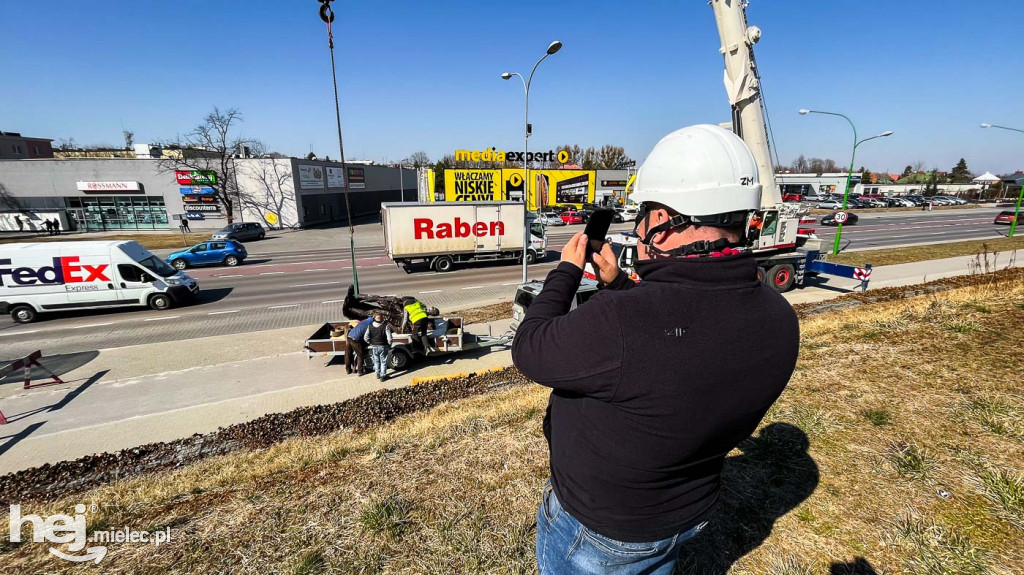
[407,151,431,168]
[158,107,254,223]
[791,154,810,173]
[239,144,295,230]
[56,137,76,151]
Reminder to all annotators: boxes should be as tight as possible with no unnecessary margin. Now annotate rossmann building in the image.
[0,157,414,234]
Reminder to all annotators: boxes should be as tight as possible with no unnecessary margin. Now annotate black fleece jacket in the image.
[511,255,799,543]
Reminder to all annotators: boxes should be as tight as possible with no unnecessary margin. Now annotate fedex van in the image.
[0,241,199,323]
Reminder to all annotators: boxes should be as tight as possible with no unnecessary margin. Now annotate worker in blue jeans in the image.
[363,311,393,381]
[536,480,707,574]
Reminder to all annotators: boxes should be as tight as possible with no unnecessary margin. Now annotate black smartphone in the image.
[583,209,615,254]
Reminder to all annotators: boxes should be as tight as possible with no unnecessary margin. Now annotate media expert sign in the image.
[0,257,110,288]
[443,169,595,207]
[298,165,324,189]
[175,171,217,185]
[454,148,572,165]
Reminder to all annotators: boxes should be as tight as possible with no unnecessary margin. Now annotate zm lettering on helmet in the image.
[413,218,505,240]
[0,257,111,287]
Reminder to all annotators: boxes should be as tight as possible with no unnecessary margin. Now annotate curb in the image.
[411,366,506,386]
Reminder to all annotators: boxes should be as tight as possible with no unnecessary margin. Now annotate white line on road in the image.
[260,272,285,275]
[216,274,244,279]
[376,263,392,267]
[303,268,330,272]
[462,285,484,290]
[70,322,113,329]
[143,316,180,322]
[321,300,345,304]
[418,289,442,294]
[0,330,39,337]
[502,282,520,286]
[289,281,341,288]
[208,310,240,315]
[268,304,299,310]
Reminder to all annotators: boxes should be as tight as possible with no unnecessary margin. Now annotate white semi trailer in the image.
[381,202,546,273]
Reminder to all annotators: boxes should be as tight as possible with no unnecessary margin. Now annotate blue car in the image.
[167,240,247,270]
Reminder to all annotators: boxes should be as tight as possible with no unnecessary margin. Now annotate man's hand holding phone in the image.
[560,232,621,286]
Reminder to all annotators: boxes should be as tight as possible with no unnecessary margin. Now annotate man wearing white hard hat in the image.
[513,125,799,574]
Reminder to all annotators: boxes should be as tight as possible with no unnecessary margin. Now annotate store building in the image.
[0,158,414,234]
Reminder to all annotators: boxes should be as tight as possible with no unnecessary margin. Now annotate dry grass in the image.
[829,236,1024,267]
[2,274,1023,574]
[0,232,211,250]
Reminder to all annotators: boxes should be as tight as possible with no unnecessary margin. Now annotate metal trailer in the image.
[304,317,510,370]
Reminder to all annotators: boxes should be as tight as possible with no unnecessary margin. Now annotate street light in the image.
[980,123,1024,237]
[799,109,893,255]
[502,40,563,284]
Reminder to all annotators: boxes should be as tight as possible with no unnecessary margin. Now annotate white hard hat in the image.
[632,124,762,217]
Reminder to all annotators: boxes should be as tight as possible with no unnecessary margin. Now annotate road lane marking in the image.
[71,322,113,329]
[462,286,483,290]
[260,271,286,275]
[303,268,330,272]
[376,263,392,267]
[0,330,39,337]
[502,282,520,286]
[268,304,299,310]
[321,300,344,304]
[419,290,442,294]
[144,316,180,322]
[216,274,244,279]
[208,310,240,315]
[289,281,341,288]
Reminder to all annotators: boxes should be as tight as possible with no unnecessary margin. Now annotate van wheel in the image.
[525,250,537,265]
[767,264,796,293]
[172,259,188,270]
[223,255,239,267]
[257,232,266,240]
[388,349,411,370]
[149,294,172,311]
[433,256,454,273]
[10,305,36,324]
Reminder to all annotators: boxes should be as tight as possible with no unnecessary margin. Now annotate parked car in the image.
[904,195,928,206]
[212,222,266,242]
[802,194,825,204]
[994,211,1018,225]
[816,200,843,210]
[560,210,585,225]
[857,196,887,208]
[782,192,802,202]
[536,213,566,226]
[613,205,639,222]
[167,240,247,270]
[926,197,953,206]
[935,195,967,205]
[820,212,860,226]
[885,197,915,208]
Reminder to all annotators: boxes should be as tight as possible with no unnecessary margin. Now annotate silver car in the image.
[211,222,267,241]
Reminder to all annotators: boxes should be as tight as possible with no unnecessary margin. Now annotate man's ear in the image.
[649,208,672,247]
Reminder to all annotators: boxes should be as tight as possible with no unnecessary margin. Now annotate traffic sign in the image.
[834,211,849,224]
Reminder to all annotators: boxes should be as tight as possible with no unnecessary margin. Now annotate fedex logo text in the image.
[413,218,505,240]
[0,257,111,287]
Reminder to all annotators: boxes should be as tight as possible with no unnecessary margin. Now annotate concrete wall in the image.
[234,159,299,230]
[290,161,416,226]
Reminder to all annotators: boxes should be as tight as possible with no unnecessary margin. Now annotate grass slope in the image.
[3,273,1023,574]
[829,237,1023,267]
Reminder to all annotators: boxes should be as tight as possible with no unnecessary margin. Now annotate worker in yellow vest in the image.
[402,297,436,354]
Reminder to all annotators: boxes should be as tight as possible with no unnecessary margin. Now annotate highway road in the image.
[0,207,1008,358]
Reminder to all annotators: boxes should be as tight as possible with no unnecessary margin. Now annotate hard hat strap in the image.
[635,205,746,257]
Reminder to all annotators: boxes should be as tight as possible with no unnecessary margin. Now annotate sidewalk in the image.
[0,319,513,473]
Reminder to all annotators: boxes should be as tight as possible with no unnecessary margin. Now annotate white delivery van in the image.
[381,201,546,272]
[0,241,199,323]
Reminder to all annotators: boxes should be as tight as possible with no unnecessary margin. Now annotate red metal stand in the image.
[0,350,64,425]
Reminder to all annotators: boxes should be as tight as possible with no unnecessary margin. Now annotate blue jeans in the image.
[536,481,707,575]
[369,345,389,378]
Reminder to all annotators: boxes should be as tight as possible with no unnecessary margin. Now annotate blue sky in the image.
[3,0,1024,175]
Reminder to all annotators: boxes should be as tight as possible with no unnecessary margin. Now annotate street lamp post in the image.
[980,123,1024,237]
[799,109,893,255]
[502,40,562,284]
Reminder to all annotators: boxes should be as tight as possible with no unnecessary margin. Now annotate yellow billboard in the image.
[443,169,595,209]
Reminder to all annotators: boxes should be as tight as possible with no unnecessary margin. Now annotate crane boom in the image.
[710,0,780,207]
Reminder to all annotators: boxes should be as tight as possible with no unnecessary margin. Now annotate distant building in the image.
[0,131,54,159]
